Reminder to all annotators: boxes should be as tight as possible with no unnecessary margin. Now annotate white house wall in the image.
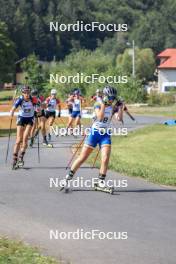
[158,69,176,92]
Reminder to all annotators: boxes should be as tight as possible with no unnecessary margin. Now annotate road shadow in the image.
[116,189,176,193]
[65,188,176,195]
[22,166,92,170]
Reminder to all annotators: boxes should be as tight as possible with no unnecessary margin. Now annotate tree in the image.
[0,21,16,83]
[116,48,156,81]
[136,48,156,81]
[21,54,48,93]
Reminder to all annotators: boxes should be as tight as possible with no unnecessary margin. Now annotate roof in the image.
[157,48,176,58]
[158,55,176,69]
[158,48,176,69]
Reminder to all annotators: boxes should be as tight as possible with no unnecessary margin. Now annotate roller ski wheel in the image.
[94,183,114,195]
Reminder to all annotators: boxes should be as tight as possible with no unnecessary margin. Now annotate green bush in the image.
[147,92,176,106]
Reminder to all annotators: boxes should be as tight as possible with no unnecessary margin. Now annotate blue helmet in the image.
[103,86,117,98]
[21,86,30,93]
[73,88,81,95]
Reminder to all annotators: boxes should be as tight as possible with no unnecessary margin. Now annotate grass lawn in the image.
[89,125,176,186]
[0,117,17,137]
[0,116,91,137]
[0,90,14,101]
[0,238,58,264]
[129,105,176,118]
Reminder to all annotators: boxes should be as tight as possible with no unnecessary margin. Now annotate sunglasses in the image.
[108,96,115,101]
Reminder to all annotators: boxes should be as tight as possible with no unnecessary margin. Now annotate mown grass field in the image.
[0,90,14,102]
[0,116,90,137]
[89,125,176,186]
[0,238,58,264]
[129,105,176,118]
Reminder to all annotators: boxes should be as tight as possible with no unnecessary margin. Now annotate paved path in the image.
[0,115,175,264]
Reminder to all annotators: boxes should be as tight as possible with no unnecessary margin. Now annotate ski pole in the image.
[36,117,40,163]
[5,83,18,163]
[5,116,13,163]
[66,134,86,170]
[92,147,100,169]
[125,110,136,122]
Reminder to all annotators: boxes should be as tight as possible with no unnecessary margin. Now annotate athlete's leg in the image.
[66,116,74,135]
[29,118,37,146]
[41,116,52,146]
[13,126,24,158]
[60,145,93,187]
[40,116,46,138]
[66,116,74,129]
[70,145,93,173]
[49,116,55,127]
[99,145,111,175]
[30,118,37,138]
[47,116,55,139]
[20,124,32,156]
[75,116,81,133]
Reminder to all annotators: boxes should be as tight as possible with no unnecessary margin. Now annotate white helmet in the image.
[51,89,57,95]
[96,89,100,93]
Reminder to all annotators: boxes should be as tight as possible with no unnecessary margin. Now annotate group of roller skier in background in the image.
[9,85,135,194]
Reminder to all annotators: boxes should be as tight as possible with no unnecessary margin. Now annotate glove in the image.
[102,96,109,105]
[58,112,61,117]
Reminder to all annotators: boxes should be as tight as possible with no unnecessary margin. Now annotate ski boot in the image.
[94,175,114,195]
[60,171,74,192]
[43,137,53,148]
[17,152,25,168]
[12,154,19,170]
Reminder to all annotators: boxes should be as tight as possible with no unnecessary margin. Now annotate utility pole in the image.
[132,40,135,78]
[126,40,136,78]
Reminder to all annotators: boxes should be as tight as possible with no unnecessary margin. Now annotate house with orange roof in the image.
[157,48,176,92]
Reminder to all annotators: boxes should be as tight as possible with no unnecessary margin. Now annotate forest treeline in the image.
[0,0,176,83]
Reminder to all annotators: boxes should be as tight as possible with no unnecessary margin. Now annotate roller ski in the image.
[94,179,114,195]
[42,137,53,148]
[12,154,19,170]
[60,172,74,192]
[17,157,24,168]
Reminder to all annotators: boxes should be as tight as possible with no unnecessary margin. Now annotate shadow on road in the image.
[22,166,92,170]
[68,188,176,195]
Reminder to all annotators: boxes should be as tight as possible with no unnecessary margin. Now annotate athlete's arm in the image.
[117,104,123,122]
[45,97,50,107]
[90,95,96,102]
[10,97,22,116]
[10,106,16,117]
[94,102,105,121]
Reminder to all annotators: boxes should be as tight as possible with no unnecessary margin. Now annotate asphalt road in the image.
[0,115,176,264]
